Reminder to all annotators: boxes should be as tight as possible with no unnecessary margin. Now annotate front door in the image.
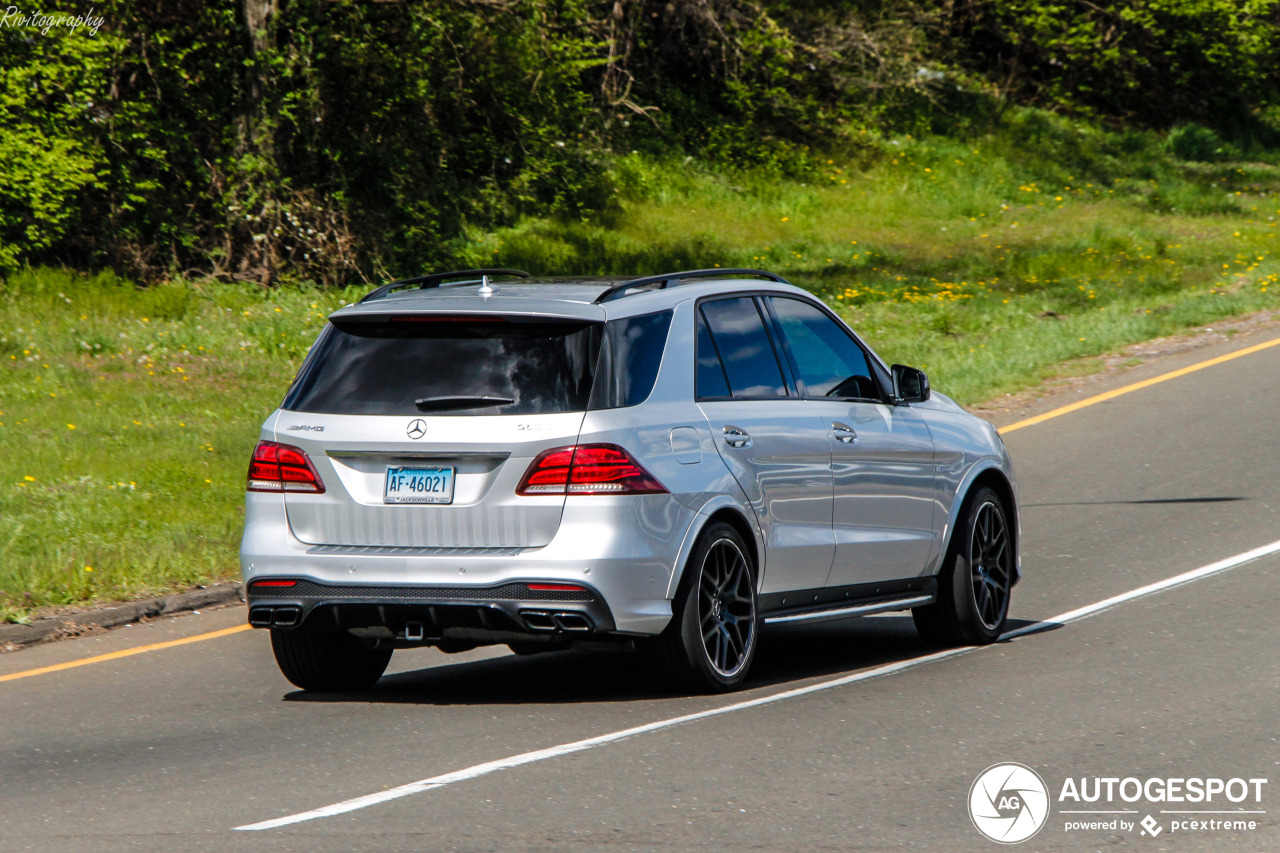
[763,296,937,587]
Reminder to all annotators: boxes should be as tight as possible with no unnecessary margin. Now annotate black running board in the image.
[759,577,937,626]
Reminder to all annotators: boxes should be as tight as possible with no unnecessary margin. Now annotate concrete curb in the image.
[0,584,244,648]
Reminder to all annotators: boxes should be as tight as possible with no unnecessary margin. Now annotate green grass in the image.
[0,271,366,622]
[2,113,1278,621]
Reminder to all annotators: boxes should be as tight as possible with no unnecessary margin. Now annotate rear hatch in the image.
[277,311,602,549]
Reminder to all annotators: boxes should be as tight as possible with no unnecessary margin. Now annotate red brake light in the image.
[247,440,326,493]
[516,444,667,496]
[251,579,298,588]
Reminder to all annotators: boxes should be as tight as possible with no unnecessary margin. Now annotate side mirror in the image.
[891,364,930,403]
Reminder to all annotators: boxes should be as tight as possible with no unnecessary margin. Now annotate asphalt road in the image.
[4,326,1280,852]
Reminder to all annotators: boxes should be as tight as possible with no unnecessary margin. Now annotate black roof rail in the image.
[594,268,790,303]
[359,269,532,303]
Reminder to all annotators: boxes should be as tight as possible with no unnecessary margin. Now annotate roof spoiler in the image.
[359,269,531,303]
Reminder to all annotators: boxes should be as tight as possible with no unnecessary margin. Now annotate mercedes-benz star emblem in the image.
[406,419,427,440]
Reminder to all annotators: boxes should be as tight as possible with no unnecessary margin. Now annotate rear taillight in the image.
[516,444,667,496]
[247,440,326,493]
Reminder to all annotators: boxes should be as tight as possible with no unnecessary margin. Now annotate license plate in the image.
[384,466,455,504]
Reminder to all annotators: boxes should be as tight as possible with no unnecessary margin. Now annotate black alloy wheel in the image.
[698,535,757,678]
[969,497,1012,632]
[913,486,1012,646]
[645,521,759,692]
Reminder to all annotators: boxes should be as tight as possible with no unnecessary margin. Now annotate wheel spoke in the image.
[727,558,747,591]
[701,568,717,598]
[726,623,744,661]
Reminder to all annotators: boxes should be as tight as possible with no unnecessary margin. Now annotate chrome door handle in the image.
[832,422,858,444]
[722,425,752,448]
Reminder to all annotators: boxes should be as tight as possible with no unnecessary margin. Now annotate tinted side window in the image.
[768,297,879,400]
[699,297,788,399]
[284,317,601,416]
[588,310,673,410]
[695,312,732,399]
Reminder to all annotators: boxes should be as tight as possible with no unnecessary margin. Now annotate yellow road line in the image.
[998,336,1280,435]
[0,624,252,684]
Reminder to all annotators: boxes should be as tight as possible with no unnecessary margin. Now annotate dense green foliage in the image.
[2,1,1277,283]
[948,1,1280,129]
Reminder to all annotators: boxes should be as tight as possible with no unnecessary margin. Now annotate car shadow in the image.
[283,615,1046,705]
[1023,496,1244,508]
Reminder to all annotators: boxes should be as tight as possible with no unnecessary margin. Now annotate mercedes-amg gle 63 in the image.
[240,268,1020,693]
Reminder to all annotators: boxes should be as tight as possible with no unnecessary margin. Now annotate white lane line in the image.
[235,536,1280,832]
[1001,537,1280,640]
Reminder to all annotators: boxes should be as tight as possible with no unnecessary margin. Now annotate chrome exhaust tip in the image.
[552,612,592,632]
[271,606,301,627]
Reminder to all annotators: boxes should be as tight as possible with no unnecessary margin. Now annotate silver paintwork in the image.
[241,276,1020,639]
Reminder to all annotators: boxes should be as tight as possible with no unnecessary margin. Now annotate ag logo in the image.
[969,763,1050,844]
[406,419,427,440]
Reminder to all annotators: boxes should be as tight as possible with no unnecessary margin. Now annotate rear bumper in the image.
[247,577,616,643]
[240,491,700,636]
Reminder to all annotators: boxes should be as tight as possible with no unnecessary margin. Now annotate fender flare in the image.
[665,493,765,600]
[935,459,1021,583]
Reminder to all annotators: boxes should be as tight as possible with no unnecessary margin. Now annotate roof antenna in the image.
[478,274,498,298]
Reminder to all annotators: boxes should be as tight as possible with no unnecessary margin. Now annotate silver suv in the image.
[240,268,1020,693]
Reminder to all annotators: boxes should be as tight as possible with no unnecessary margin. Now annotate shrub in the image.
[1168,124,1231,162]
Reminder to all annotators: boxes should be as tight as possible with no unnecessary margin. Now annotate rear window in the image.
[283,316,602,416]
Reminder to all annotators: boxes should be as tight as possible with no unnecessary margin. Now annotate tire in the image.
[644,521,759,693]
[913,486,1013,646]
[270,629,392,692]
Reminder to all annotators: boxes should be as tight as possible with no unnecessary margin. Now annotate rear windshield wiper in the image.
[414,395,515,412]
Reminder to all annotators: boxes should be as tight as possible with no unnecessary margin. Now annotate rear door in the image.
[277,313,601,549]
[694,296,835,594]
[763,296,937,587]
